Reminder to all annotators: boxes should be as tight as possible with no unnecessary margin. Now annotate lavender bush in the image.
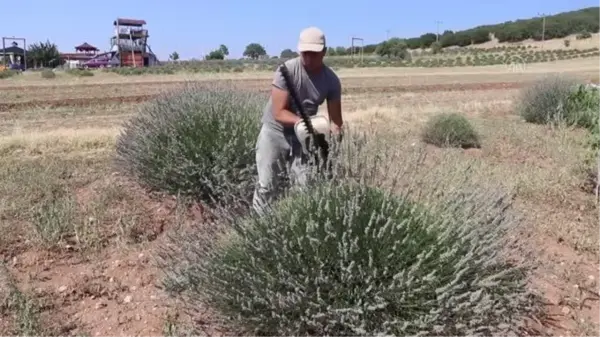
[516,74,579,125]
[421,112,481,149]
[158,129,540,336]
[114,82,265,205]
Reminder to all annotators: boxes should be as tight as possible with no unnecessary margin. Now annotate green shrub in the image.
[40,69,55,79]
[516,75,580,124]
[160,168,537,336]
[576,31,592,40]
[564,84,600,131]
[114,82,265,205]
[421,113,481,148]
[0,70,18,79]
[66,69,94,77]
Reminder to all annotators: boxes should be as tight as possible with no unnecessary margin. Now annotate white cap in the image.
[297,27,326,52]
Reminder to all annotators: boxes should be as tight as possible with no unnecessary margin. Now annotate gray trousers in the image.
[252,124,309,215]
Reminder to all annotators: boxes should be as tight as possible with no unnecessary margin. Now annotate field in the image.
[0,46,599,336]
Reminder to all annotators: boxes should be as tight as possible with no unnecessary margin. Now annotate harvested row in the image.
[0,76,521,102]
[0,81,526,111]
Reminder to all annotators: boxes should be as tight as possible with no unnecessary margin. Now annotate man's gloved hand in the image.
[294,115,331,155]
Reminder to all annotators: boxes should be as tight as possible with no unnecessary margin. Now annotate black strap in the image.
[278,63,317,136]
[278,63,330,171]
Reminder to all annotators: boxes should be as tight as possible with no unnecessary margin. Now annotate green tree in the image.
[279,48,298,59]
[205,49,224,60]
[439,30,456,47]
[27,40,60,68]
[418,33,437,48]
[375,38,408,59]
[219,44,229,56]
[169,51,180,61]
[334,46,347,56]
[243,43,267,59]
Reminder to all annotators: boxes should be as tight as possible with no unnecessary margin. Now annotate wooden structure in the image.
[60,42,100,68]
[1,38,26,70]
[111,18,158,67]
[75,42,99,53]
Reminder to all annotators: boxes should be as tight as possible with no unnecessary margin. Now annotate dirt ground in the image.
[0,57,598,336]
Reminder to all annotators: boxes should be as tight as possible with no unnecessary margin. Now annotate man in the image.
[252,26,344,214]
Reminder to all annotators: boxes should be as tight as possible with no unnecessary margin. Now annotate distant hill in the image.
[339,6,599,55]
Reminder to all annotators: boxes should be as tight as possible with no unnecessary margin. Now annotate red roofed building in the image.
[60,42,101,67]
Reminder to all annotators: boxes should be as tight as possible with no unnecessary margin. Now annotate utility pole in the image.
[435,20,443,42]
[538,12,547,47]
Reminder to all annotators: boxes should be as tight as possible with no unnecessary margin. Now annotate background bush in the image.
[114,82,265,205]
[516,74,581,124]
[66,69,94,77]
[421,112,481,148]
[158,132,539,336]
[40,69,55,79]
[0,70,19,79]
[564,84,599,130]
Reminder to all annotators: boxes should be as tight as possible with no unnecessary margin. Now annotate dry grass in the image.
[0,57,598,335]
[0,127,119,157]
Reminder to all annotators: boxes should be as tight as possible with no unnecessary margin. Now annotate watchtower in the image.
[111,18,148,67]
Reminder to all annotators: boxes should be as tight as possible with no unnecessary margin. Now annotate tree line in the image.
[8,6,598,67]
[365,6,599,54]
[236,6,599,61]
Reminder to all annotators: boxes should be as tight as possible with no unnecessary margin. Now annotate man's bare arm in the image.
[327,98,343,130]
[327,75,343,133]
[272,86,302,127]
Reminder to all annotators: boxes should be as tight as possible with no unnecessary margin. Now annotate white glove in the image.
[294,115,330,155]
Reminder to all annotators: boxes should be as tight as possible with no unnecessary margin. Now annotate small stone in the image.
[131,286,137,291]
[585,275,596,287]
[109,277,114,283]
[138,253,144,259]
[123,295,132,303]
[95,301,107,309]
[135,314,141,321]
[561,306,570,315]
[114,260,121,267]
[58,285,68,293]
[150,295,157,300]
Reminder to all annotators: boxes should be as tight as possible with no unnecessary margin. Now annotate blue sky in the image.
[0,0,596,60]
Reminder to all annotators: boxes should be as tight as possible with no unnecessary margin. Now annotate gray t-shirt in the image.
[261,57,342,134]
